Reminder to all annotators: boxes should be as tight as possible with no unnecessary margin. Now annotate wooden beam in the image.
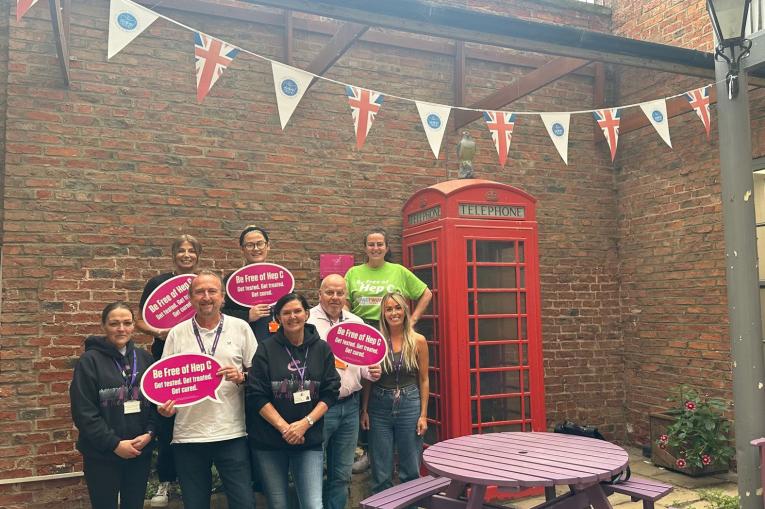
[284,10,293,65]
[592,62,605,140]
[240,0,722,79]
[452,57,591,130]
[49,0,70,87]
[305,22,369,80]
[133,0,595,77]
[454,41,465,107]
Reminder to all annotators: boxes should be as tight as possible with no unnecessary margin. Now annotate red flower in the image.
[659,434,668,443]
[684,400,696,411]
[701,454,712,465]
[676,458,687,468]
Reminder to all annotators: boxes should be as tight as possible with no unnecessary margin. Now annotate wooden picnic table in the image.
[421,431,629,509]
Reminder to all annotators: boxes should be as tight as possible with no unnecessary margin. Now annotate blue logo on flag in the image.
[426,113,441,130]
[281,79,298,97]
[116,12,138,31]
[652,110,664,123]
[552,122,565,137]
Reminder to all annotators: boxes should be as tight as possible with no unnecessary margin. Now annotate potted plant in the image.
[650,385,734,476]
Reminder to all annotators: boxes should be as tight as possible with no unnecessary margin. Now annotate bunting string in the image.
[89,0,728,163]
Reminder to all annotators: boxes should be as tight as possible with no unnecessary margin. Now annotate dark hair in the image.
[101,301,134,324]
[239,225,270,247]
[273,292,310,320]
[364,227,393,263]
[171,234,202,257]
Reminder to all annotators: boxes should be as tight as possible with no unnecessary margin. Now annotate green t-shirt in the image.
[345,262,428,321]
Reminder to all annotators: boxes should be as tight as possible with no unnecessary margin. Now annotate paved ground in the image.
[510,447,739,509]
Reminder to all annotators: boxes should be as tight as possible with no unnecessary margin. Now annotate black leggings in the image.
[83,452,152,509]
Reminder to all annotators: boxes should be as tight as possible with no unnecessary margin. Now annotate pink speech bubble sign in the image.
[225,263,295,307]
[141,274,196,330]
[326,322,388,367]
[140,353,224,407]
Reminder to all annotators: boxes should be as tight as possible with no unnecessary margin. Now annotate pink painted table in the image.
[421,432,629,509]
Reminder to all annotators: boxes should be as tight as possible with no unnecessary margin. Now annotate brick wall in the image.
[0,0,625,505]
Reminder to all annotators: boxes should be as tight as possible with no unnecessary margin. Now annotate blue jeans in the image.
[323,393,360,509]
[173,437,255,509]
[254,448,324,509]
[368,384,423,493]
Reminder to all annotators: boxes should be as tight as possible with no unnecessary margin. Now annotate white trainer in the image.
[150,482,170,507]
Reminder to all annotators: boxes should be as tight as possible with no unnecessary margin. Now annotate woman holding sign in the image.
[223,225,276,340]
[70,302,158,509]
[246,293,340,509]
[135,233,201,507]
[361,292,429,494]
[345,228,432,329]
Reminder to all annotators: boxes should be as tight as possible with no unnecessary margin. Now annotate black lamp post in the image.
[707,0,752,97]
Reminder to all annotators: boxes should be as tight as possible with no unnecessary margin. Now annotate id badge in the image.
[293,390,311,404]
[124,400,141,414]
[335,358,348,370]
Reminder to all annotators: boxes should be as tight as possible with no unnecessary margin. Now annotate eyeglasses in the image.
[243,241,268,250]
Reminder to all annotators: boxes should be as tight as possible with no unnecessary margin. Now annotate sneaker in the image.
[150,482,170,507]
[352,452,370,474]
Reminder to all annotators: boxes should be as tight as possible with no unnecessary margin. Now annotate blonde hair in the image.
[379,292,419,373]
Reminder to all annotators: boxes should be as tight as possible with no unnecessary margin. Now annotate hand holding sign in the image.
[326,323,388,367]
[141,353,224,407]
[226,263,295,307]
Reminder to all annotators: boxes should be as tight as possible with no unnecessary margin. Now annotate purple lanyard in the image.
[284,345,311,389]
[389,348,403,389]
[192,315,224,356]
[113,351,138,388]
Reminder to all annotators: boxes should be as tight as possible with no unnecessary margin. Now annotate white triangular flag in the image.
[271,62,314,130]
[107,0,159,60]
[415,101,451,159]
[639,99,672,148]
[539,113,570,165]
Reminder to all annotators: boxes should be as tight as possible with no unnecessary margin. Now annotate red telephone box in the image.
[402,179,546,443]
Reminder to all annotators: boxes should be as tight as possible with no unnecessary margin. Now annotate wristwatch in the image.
[305,415,315,427]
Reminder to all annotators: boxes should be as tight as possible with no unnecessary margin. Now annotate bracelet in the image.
[305,415,315,427]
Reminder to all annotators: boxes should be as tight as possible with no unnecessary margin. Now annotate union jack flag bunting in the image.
[16,0,39,22]
[685,86,711,140]
[194,31,240,103]
[346,86,384,149]
[593,108,621,162]
[482,111,516,167]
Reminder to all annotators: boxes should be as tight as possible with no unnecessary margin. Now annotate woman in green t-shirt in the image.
[345,227,432,329]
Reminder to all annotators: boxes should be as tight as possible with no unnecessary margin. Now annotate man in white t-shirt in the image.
[158,271,257,509]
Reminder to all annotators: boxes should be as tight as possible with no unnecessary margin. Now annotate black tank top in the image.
[377,350,418,389]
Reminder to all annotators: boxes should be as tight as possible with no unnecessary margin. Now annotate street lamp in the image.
[707,0,752,97]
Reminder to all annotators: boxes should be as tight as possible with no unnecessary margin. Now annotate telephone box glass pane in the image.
[479,370,521,394]
[467,267,474,288]
[520,292,526,313]
[476,241,516,262]
[518,241,525,262]
[413,268,433,288]
[477,267,516,288]
[412,243,433,266]
[481,397,522,421]
[466,240,473,262]
[429,370,439,393]
[474,343,521,368]
[519,267,525,288]
[476,423,523,433]
[478,317,518,340]
[521,317,527,339]
[477,292,517,314]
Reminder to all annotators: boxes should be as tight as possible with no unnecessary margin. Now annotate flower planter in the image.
[649,411,729,476]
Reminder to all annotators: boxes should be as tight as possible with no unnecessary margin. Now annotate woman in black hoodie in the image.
[246,293,340,509]
[70,302,158,509]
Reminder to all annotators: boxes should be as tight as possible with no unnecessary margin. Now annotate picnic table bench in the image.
[360,475,452,509]
[602,477,673,509]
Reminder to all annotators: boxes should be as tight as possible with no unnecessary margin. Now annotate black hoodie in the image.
[245,323,340,450]
[70,336,158,461]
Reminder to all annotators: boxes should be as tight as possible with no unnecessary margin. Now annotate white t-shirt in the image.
[162,314,258,443]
